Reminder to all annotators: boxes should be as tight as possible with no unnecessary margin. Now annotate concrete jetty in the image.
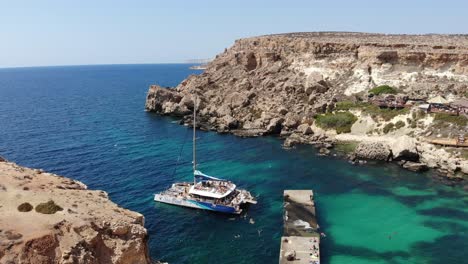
[279,190,320,264]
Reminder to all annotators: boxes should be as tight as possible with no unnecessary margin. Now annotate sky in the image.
[1,0,467,68]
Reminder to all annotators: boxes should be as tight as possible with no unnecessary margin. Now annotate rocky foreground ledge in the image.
[145,32,468,181]
[0,158,150,264]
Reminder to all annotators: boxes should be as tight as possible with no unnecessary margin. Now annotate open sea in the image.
[0,64,466,264]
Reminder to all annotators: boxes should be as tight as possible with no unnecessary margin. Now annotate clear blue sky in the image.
[1,0,466,68]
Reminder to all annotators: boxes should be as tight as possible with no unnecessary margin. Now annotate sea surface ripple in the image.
[0,64,466,264]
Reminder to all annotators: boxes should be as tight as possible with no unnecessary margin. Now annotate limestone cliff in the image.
[145,32,468,179]
[146,32,467,134]
[0,159,150,264]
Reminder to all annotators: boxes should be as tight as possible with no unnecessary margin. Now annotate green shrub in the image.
[335,101,370,111]
[433,113,467,127]
[395,120,405,129]
[365,105,409,121]
[334,100,408,121]
[383,123,395,134]
[35,200,63,214]
[315,112,358,134]
[335,101,357,111]
[17,202,33,212]
[369,85,398,95]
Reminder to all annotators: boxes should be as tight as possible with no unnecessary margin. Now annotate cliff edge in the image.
[0,158,150,264]
[145,32,468,180]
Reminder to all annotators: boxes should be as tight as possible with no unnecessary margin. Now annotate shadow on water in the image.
[418,208,468,221]
[411,234,468,264]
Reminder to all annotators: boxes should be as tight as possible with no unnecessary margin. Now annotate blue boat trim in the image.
[187,199,237,213]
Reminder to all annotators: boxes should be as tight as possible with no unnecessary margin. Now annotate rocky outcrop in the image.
[0,160,150,264]
[146,32,468,136]
[353,142,392,161]
[389,136,420,162]
[145,32,468,179]
[401,161,429,172]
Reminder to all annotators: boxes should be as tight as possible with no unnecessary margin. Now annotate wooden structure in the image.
[451,99,468,116]
[425,136,468,148]
[370,95,407,109]
[428,103,459,115]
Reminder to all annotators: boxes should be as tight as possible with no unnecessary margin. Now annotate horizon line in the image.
[0,62,202,70]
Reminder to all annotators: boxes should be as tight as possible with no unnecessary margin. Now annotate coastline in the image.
[0,158,151,263]
[145,32,468,183]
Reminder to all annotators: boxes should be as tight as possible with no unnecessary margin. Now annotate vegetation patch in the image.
[35,200,63,214]
[463,150,468,160]
[17,202,33,212]
[369,85,398,95]
[433,113,467,128]
[315,112,358,134]
[383,123,395,134]
[395,120,405,129]
[364,105,409,121]
[249,108,262,119]
[334,101,365,111]
[334,101,408,121]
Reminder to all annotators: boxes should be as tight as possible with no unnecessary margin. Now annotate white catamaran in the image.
[154,97,257,214]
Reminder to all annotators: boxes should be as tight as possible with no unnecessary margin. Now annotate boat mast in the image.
[193,95,197,185]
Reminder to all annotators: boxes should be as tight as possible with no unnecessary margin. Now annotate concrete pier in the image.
[279,190,320,264]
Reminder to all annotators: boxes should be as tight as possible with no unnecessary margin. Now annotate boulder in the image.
[145,85,182,113]
[228,92,250,108]
[319,148,331,155]
[308,93,317,104]
[283,115,300,129]
[461,161,468,175]
[266,117,284,134]
[308,82,328,94]
[278,107,288,115]
[390,136,419,161]
[354,142,392,161]
[222,115,239,129]
[216,104,232,116]
[297,124,313,135]
[402,161,429,172]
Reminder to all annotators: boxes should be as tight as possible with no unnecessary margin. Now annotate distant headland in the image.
[145,32,468,182]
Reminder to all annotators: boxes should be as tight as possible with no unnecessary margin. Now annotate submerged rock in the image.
[402,161,429,172]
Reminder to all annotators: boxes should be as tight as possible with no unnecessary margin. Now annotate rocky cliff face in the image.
[146,32,468,136]
[145,32,468,179]
[0,159,150,264]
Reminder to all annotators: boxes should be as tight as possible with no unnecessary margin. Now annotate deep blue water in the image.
[0,64,466,264]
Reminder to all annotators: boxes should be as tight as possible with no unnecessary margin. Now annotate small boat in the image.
[154,96,257,214]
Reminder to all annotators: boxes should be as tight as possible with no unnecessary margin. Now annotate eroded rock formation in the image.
[146,32,468,136]
[0,159,150,264]
[145,32,468,179]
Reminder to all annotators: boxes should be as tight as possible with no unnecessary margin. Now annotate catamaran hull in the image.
[154,194,241,214]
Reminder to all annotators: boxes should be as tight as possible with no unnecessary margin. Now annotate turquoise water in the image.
[0,64,466,264]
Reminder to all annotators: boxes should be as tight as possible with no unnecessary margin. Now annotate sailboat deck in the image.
[189,180,236,199]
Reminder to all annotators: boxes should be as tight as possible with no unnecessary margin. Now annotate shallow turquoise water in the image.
[0,64,466,264]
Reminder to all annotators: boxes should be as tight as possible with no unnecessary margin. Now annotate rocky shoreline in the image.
[0,158,151,264]
[145,32,468,183]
